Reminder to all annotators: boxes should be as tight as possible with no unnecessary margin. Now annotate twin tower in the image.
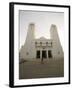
[20,23,64,61]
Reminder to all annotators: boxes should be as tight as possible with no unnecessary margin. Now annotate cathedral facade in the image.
[19,23,64,61]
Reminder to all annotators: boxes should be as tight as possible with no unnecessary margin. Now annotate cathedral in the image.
[19,23,64,61]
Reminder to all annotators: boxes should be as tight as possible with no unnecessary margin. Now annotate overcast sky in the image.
[19,10,64,51]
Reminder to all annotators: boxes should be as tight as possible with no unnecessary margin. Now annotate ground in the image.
[19,58,64,79]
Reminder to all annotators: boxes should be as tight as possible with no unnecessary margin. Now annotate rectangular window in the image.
[36,50,40,58]
[42,50,47,58]
[48,50,52,58]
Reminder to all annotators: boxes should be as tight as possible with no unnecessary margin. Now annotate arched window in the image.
[40,42,42,44]
[46,42,48,44]
[51,42,52,46]
[26,52,29,55]
[35,42,37,44]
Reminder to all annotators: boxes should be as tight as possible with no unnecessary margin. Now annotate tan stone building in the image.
[19,23,64,61]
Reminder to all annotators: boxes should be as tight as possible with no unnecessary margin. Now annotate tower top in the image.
[28,23,35,30]
[50,24,57,31]
[51,24,56,27]
[29,23,35,26]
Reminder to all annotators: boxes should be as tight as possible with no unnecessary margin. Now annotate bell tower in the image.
[20,23,35,60]
[25,23,35,44]
[50,24,60,44]
[50,24,64,58]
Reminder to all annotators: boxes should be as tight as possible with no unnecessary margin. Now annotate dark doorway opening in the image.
[36,50,40,58]
[48,50,52,58]
[42,50,47,58]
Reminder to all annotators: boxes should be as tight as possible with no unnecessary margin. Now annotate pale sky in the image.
[19,10,64,51]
